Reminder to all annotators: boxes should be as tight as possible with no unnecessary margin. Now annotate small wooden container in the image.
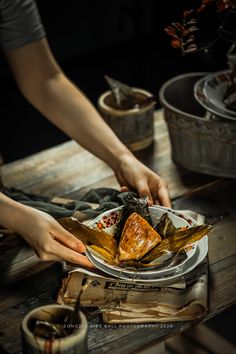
[21,304,88,354]
[98,88,155,151]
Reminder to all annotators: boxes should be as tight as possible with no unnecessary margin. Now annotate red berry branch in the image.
[165,0,236,54]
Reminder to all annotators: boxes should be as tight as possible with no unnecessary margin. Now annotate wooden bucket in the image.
[159,72,236,179]
[97,88,155,151]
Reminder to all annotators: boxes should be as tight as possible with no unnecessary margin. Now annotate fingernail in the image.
[78,244,86,252]
[85,260,94,268]
[154,199,160,205]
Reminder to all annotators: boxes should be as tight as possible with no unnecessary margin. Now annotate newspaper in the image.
[57,210,208,323]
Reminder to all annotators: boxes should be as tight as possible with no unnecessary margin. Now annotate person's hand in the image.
[17,206,93,268]
[115,154,171,207]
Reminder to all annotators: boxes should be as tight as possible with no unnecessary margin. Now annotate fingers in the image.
[53,243,94,268]
[40,239,94,268]
[120,185,153,205]
[135,180,153,205]
[51,222,86,253]
[121,180,171,208]
[155,184,172,208]
[134,176,171,207]
[120,186,129,192]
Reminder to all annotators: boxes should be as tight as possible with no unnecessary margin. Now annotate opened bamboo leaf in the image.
[88,245,117,265]
[142,224,212,263]
[58,217,117,258]
[154,212,177,238]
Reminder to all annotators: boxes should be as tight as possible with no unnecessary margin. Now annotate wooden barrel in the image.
[159,72,236,179]
[97,88,155,151]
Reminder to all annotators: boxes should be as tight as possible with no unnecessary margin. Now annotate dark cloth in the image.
[0,187,136,219]
[0,0,45,50]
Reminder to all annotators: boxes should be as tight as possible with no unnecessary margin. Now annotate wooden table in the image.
[0,111,236,354]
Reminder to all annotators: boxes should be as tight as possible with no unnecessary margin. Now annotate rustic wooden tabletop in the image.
[0,111,236,354]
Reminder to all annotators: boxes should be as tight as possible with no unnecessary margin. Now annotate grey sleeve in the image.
[0,0,46,50]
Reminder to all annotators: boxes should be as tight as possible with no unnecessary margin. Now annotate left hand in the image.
[115,154,171,207]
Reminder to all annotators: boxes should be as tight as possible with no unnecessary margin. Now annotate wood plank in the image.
[0,264,62,353]
[166,334,211,354]
[0,231,53,286]
[132,340,166,354]
[208,215,236,265]
[0,263,62,311]
[172,178,236,217]
[208,254,236,316]
[0,111,217,201]
[184,323,236,354]
[2,145,114,198]
[87,323,185,354]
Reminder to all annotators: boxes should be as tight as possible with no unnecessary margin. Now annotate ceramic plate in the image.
[86,206,198,278]
[203,71,236,116]
[85,236,208,286]
[194,75,236,121]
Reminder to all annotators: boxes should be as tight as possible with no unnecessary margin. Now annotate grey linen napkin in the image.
[0,187,135,220]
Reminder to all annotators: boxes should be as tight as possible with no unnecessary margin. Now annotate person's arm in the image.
[5,38,132,169]
[0,192,92,267]
[5,38,171,206]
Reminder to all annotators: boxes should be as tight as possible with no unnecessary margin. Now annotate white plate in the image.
[85,236,208,286]
[203,71,236,116]
[194,75,236,121]
[86,206,198,278]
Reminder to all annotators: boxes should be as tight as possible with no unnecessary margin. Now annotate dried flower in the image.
[165,0,236,54]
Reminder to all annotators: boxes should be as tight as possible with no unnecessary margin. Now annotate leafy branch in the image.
[165,0,236,54]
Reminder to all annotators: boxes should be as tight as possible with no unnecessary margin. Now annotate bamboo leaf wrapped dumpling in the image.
[114,194,152,242]
[117,212,162,262]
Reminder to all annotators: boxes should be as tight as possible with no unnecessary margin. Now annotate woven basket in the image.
[159,72,236,178]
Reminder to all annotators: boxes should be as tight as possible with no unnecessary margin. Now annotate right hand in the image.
[18,207,93,268]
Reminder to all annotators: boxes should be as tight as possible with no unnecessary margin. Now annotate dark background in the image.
[0,0,231,162]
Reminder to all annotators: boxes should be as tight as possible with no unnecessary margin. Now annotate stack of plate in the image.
[194,70,236,121]
[85,206,208,286]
